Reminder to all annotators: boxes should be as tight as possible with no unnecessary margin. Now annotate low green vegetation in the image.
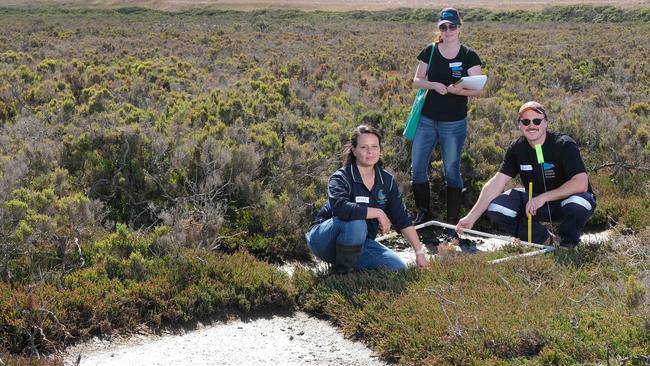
[1,226,295,364]
[0,4,649,365]
[295,235,650,365]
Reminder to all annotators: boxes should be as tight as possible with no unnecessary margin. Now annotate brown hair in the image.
[342,124,383,166]
[434,31,443,44]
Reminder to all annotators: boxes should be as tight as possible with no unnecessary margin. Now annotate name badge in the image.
[520,164,533,171]
[355,196,370,204]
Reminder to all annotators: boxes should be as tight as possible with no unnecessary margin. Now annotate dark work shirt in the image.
[417,44,481,122]
[498,130,594,196]
[311,164,412,239]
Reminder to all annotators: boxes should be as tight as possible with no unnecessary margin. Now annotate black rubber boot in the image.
[445,187,462,239]
[412,182,432,225]
[334,244,363,275]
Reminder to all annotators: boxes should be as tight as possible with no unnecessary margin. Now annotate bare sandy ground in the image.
[63,311,389,366]
[0,0,647,11]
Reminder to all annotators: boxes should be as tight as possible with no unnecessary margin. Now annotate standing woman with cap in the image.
[410,7,483,237]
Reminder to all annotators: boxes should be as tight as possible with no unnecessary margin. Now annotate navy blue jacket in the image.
[311,164,413,239]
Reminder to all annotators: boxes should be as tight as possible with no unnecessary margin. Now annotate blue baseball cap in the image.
[438,8,461,26]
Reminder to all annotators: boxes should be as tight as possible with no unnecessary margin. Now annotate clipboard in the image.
[454,75,487,90]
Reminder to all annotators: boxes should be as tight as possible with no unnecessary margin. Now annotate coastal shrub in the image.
[296,254,650,365]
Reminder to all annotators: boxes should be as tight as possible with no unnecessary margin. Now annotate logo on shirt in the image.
[376,189,387,205]
[449,62,463,79]
[542,162,555,170]
[542,162,556,179]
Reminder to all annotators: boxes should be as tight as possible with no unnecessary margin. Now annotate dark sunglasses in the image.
[518,118,544,126]
[439,23,458,32]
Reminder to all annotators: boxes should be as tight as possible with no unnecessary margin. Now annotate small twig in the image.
[74,238,85,267]
[194,256,207,263]
[210,231,247,250]
[496,273,513,292]
[568,287,596,305]
[470,299,481,331]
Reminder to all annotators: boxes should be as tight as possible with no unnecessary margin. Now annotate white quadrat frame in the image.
[375,220,555,264]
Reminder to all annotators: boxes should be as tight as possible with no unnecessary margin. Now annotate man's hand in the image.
[456,215,475,235]
[526,195,548,217]
[415,253,428,268]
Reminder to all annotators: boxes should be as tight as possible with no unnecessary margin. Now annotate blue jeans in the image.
[411,115,468,188]
[305,218,407,271]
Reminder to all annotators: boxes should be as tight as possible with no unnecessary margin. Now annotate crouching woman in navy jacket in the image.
[305,125,428,274]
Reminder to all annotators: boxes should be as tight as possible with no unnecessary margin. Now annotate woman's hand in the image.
[376,210,392,235]
[431,82,448,95]
[368,208,392,234]
[447,83,462,95]
[400,226,429,269]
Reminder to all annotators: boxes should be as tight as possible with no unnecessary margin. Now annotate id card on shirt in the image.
[355,196,370,204]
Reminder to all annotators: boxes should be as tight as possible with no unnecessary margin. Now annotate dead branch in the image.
[593,162,650,174]
[35,308,73,340]
[28,325,40,359]
[0,250,10,282]
[427,288,463,339]
[620,354,650,365]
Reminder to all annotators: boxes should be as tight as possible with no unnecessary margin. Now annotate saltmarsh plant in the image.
[296,248,650,365]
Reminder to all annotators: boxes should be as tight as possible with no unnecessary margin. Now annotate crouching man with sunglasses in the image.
[456,101,596,249]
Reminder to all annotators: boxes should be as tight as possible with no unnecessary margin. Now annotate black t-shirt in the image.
[498,130,594,196]
[417,43,481,122]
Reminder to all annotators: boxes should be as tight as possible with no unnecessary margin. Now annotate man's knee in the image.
[560,195,594,219]
[486,202,518,224]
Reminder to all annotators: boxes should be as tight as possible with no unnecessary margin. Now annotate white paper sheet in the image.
[455,75,487,90]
